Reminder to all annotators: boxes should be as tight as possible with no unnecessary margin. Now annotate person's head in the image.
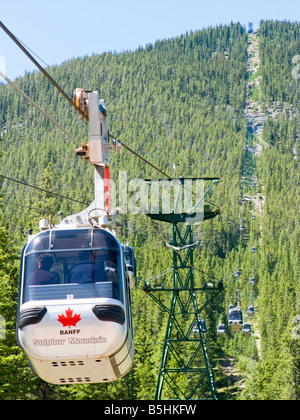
[38,253,54,270]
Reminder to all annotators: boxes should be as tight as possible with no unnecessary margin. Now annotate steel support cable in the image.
[236,174,245,272]
[14,35,50,69]
[0,71,81,146]
[0,174,89,206]
[250,209,255,304]
[0,20,221,215]
[0,20,88,121]
[109,133,171,180]
[252,213,255,275]
[0,196,45,214]
[109,135,221,216]
[0,20,224,234]
[144,268,174,284]
[1,65,225,251]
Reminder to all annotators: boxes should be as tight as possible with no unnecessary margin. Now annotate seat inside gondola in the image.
[21,228,123,304]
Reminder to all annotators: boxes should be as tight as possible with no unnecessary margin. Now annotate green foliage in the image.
[0,20,298,400]
[259,20,300,105]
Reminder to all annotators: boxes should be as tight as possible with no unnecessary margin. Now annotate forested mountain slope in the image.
[240,20,299,400]
[0,20,298,400]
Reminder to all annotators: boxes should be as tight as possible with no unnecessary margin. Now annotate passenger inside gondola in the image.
[229,310,243,321]
[27,253,60,285]
[23,229,123,303]
[68,251,105,283]
[104,261,118,281]
[24,250,121,302]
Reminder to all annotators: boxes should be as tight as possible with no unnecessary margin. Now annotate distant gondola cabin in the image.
[217,324,226,338]
[193,319,207,338]
[247,305,255,317]
[228,308,243,332]
[242,323,251,338]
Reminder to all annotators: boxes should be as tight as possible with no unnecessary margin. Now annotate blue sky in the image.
[0,0,299,80]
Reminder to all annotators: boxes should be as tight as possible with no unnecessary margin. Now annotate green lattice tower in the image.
[143,178,220,400]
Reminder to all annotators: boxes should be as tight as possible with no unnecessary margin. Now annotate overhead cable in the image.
[0,20,88,121]
[0,20,220,213]
[0,20,222,218]
[0,174,89,206]
[0,71,81,146]
[0,197,45,214]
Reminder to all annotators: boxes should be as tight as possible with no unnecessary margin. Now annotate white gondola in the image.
[250,276,255,285]
[193,319,207,338]
[242,323,251,338]
[251,247,256,253]
[16,89,135,385]
[247,305,255,318]
[228,308,243,333]
[17,226,134,384]
[217,324,226,338]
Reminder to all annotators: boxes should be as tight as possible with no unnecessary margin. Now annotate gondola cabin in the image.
[217,324,226,338]
[242,323,251,338]
[228,308,243,333]
[17,226,134,384]
[193,319,207,338]
[247,305,255,318]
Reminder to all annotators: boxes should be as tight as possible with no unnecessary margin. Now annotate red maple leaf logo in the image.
[57,307,81,328]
